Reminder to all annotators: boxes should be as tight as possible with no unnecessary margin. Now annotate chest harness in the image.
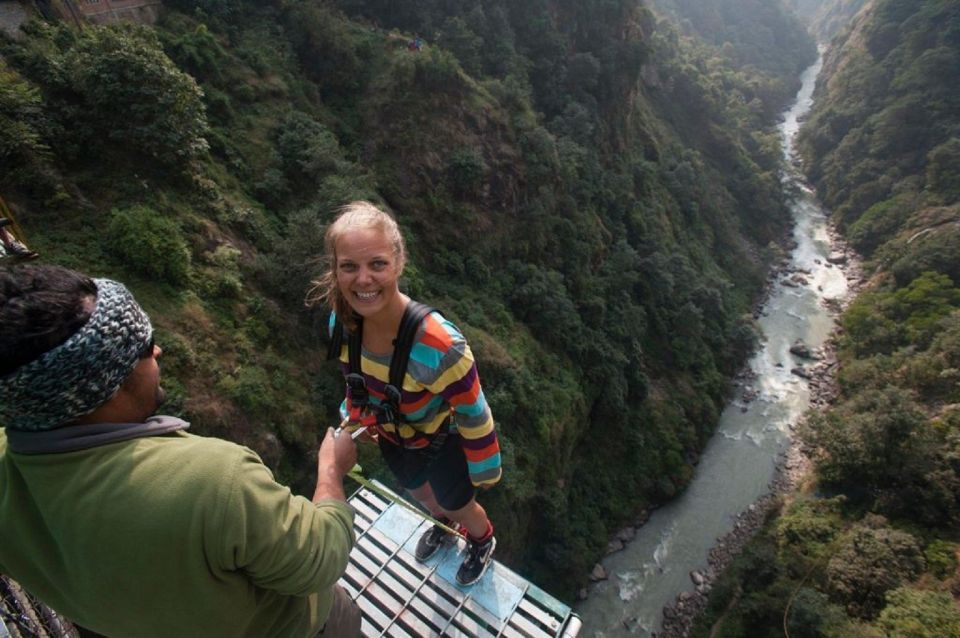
[328,302,449,451]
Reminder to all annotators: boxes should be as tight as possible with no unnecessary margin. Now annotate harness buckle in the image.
[346,373,369,408]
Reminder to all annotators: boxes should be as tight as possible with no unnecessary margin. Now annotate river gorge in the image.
[576,53,860,637]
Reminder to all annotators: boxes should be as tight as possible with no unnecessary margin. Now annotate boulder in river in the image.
[617,526,637,543]
[789,339,821,360]
[791,366,813,379]
[590,564,608,581]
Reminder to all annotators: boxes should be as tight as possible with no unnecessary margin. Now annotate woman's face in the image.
[335,227,403,321]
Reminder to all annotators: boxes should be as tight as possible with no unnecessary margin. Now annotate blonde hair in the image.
[306,201,406,330]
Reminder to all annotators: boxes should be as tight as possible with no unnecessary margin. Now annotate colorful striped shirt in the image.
[329,309,502,487]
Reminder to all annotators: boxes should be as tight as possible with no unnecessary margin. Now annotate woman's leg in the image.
[408,477,489,538]
[408,482,444,518]
[440,497,489,539]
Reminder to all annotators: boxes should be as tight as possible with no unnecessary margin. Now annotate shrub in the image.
[891,231,960,288]
[876,587,960,638]
[893,272,960,347]
[847,195,913,255]
[777,497,844,554]
[924,540,959,580]
[447,147,486,196]
[195,244,243,299]
[413,48,465,93]
[105,206,192,285]
[218,365,275,419]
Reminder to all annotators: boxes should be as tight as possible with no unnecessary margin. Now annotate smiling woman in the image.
[310,201,408,337]
[333,224,406,350]
[307,200,503,587]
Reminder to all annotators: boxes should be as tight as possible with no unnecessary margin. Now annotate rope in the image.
[782,552,829,638]
[333,417,465,538]
[0,195,29,246]
[345,468,465,539]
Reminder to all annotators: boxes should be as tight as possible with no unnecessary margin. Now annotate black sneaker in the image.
[0,218,11,228]
[415,522,454,562]
[456,535,496,586]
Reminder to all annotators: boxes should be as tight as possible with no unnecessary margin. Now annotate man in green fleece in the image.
[0,264,361,637]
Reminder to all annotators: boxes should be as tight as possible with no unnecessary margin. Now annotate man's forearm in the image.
[312,466,346,503]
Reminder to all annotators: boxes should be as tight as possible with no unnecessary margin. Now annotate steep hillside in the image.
[0,0,814,594]
[694,1,960,634]
[653,0,816,114]
[789,0,869,43]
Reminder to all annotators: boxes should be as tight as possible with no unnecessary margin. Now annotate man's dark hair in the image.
[0,265,97,376]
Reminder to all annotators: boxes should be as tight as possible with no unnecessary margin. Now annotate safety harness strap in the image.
[386,301,434,400]
[327,302,437,425]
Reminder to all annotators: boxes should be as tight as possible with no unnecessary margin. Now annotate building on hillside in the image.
[0,0,35,37]
[66,0,162,25]
[12,0,162,26]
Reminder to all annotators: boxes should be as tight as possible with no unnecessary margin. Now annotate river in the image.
[575,53,851,637]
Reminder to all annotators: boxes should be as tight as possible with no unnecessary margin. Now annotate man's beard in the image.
[154,385,167,412]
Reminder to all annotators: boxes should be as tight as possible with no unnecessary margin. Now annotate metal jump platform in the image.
[342,482,582,638]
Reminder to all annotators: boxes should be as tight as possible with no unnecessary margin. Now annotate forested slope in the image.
[693,1,960,634]
[0,0,814,595]
[790,0,868,43]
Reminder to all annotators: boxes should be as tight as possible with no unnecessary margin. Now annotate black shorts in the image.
[378,430,475,511]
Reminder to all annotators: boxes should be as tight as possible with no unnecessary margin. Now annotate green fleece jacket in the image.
[0,425,354,637]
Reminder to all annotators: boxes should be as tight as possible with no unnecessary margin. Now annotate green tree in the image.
[438,16,483,77]
[274,111,348,185]
[926,138,960,203]
[64,24,209,167]
[802,387,925,490]
[846,195,914,255]
[0,60,50,191]
[876,587,960,638]
[786,588,848,638]
[891,272,960,347]
[826,517,926,620]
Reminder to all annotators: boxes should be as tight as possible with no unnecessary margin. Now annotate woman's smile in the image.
[354,290,381,302]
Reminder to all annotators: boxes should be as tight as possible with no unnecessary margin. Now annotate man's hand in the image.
[312,427,357,503]
[323,426,358,476]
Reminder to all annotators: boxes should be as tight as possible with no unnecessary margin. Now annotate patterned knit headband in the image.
[0,278,153,432]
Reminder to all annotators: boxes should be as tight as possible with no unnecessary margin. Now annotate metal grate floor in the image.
[341,483,581,638]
